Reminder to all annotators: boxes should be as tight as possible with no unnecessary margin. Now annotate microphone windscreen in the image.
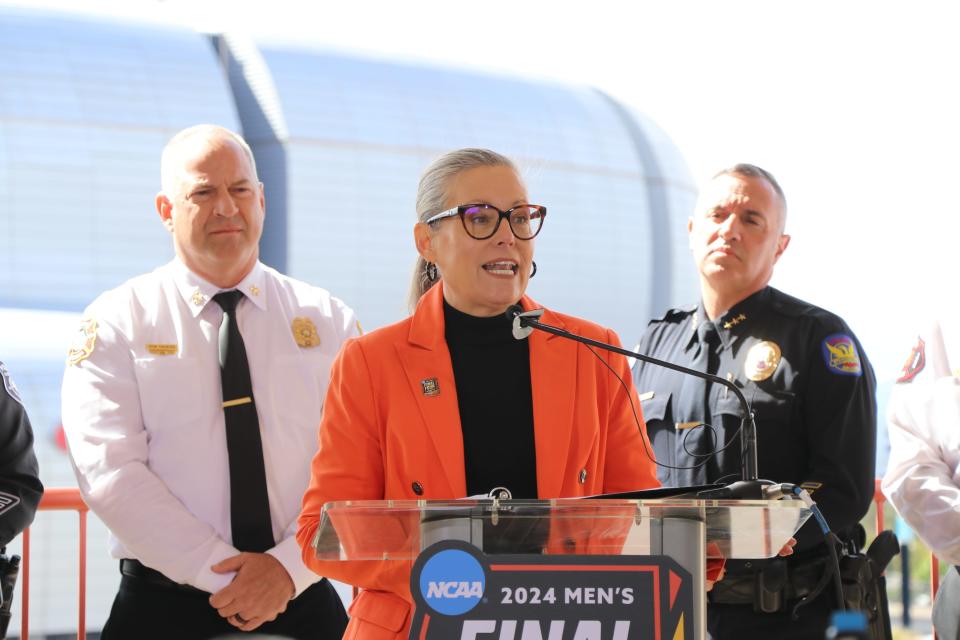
[509,305,534,340]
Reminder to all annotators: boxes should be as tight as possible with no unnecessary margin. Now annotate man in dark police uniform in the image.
[633,164,876,638]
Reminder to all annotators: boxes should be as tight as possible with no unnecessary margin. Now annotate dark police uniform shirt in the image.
[633,286,876,555]
[0,361,43,547]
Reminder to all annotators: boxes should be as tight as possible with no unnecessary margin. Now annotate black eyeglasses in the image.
[425,203,547,240]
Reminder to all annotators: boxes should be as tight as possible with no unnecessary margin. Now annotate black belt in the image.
[119,559,205,595]
[708,557,827,607]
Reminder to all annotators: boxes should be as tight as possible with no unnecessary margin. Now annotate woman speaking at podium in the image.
[297,148,661,639]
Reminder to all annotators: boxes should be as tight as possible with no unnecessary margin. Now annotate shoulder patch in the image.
[0,361,22,405]
[821,334,862,376]
[67,318,99,366]
[896,336,925,384]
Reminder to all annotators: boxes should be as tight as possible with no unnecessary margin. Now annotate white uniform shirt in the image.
[883,317,960,564]
[61,259,359,595]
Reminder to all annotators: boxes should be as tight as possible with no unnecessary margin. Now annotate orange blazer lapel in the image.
[524,298,576,498]
[398,285,467,497]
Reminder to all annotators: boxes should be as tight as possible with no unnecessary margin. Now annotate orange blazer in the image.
[297,283,659,639]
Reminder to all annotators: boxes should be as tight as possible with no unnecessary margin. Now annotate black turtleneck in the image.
[443,300,538,499]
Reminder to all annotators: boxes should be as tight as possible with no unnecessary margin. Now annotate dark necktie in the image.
[679,320,721,425]
[213,290,274,552]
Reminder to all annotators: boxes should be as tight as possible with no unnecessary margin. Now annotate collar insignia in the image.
[723,313,747,330]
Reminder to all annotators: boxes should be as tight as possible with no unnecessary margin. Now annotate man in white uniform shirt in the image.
[61,125,357,639]
[883,316,960,639]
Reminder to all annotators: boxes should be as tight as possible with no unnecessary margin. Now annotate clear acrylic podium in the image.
[312,497,811,639]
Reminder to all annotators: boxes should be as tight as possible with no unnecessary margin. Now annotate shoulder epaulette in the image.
[767,287,821,318]
[649,304,696,325]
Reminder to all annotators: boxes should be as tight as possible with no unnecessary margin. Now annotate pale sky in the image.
[8,0,960,379]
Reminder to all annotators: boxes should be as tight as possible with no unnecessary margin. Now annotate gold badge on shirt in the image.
[191,289,206,306]
[67,318,99,366]
[745,340,782,381]
[292,317,321,348]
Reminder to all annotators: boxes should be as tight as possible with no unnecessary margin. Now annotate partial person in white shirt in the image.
[883,315,960,640]
[61,124,358,640]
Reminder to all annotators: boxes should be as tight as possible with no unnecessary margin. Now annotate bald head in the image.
[160,125,257,196]
[155,124,265,288]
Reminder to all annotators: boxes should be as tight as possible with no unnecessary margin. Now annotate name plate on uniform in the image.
[146,343,178,356]
[409,541,693,640]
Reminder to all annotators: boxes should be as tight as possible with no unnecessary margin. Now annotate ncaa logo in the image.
[418,547,486,616]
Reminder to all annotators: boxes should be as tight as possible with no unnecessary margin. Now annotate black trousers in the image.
[101,566,348,640]
[707,594,834,640]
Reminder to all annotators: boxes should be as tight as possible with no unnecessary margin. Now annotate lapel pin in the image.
[421,378,440,397]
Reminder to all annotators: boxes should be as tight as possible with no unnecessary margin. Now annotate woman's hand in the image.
[705,542,726,591]
[778,537,797,557]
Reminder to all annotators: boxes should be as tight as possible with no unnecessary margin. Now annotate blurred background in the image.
[1,0,955,636]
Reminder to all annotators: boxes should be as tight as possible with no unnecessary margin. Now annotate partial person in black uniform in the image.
[633,164,876,639]
[0,362,42,546]
[0,361,43,636]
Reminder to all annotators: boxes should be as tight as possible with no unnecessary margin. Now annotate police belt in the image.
[708,556,828,610]
[119,559,206,595]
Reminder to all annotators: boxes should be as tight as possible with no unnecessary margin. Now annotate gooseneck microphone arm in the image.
[507,306,843,600]
[506,306,760,490]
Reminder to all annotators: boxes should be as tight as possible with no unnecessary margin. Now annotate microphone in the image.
[505,305,767,495]
[507,305,544,339]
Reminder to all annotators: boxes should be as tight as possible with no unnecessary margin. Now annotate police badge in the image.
[745,340,782,382]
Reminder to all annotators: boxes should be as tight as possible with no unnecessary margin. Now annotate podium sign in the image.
[410,540,693,639]
[313,497,811,640]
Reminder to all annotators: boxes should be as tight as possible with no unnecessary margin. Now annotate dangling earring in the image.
[530,261,537,278]
[425,261,438,282]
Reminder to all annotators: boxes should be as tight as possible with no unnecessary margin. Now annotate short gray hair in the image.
[713,163,787,230]
[407,148,520,311]
[160,124,257,195]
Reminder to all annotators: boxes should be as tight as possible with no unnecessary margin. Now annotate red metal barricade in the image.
[20,487,88,640]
